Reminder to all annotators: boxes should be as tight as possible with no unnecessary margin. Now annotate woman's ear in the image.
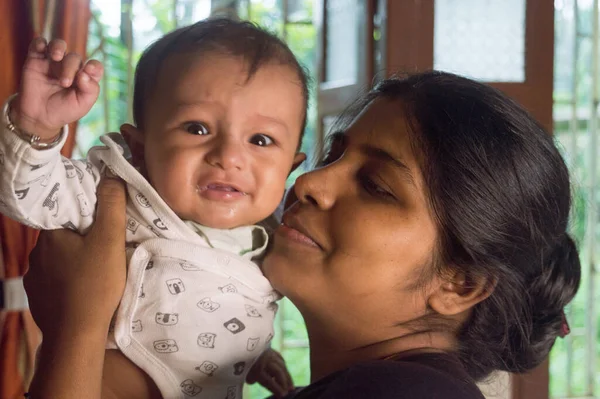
[120,123,145,167]
[428,270,496,316]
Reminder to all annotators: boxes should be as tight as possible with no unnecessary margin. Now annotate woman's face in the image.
[263,99,439,331]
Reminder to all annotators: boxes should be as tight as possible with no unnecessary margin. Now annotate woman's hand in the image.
[25,176,127,398]
[25,175,127,336]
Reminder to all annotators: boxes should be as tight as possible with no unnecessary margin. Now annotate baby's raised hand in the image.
[246,348,294,398]
[11,38,104,140]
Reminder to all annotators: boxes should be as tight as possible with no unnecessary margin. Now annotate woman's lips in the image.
[276,216,321,249]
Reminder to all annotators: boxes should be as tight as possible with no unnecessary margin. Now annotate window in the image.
[433,0,526,82]
[551,0,600,397]
[78,1,317,398]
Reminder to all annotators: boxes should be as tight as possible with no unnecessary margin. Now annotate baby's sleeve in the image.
[0,117,101,233]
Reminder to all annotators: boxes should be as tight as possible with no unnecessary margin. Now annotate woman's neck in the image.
[304,317,457,382]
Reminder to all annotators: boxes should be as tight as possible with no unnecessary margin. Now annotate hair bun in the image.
[501,234,581,373]
[534,235,580,311]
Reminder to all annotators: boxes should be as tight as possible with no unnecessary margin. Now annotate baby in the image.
[0,19,307,398]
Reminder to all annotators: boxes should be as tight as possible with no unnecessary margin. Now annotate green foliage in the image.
[246,298,310,398]
[147,0,177,32]
[78,6,137,154]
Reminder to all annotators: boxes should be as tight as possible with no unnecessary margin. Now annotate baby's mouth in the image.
[196,183,248,200]
[199,183,246,194]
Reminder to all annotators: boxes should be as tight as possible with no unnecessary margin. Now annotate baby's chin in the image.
[174,205,272,230]
[162,188,279,229]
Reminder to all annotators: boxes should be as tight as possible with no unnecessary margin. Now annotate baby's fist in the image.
[13,38,104,140]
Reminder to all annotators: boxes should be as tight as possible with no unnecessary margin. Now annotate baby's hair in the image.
[133,18,310,147]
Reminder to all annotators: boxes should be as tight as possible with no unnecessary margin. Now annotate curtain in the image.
[0,1,90,397]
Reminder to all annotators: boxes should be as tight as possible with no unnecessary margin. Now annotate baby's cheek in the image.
[255,169,288,207]
[148,157,195,210]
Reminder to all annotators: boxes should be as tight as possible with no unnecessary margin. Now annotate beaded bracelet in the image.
[3,94,66,150]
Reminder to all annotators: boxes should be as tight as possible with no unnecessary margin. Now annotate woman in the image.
[25,71,580,398]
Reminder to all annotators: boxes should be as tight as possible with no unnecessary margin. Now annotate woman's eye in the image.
[249,134,273,147]
[360,175,394,199]
[184,122,209,136]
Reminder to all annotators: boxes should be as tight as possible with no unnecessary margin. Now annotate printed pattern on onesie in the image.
[124,251,278,398]
[89,137,278,398]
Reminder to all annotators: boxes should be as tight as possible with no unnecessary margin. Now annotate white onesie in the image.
[0,110,280,399]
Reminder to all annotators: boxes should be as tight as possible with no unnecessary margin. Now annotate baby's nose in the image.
[206,139,245,170]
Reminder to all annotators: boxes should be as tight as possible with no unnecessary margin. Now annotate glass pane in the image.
[281,299,309,344]
[175,0,211,26]
[285,22,318,182]
[373,0,386,82]
[282,347,311,386]
[551,2,600,397]
[287,0,312,23]
[210,0,240,18]
[325,0,359,83]
[248,0,284,35]
[550,335,570,398]
[286,17,317,61]
[433,0,526,82]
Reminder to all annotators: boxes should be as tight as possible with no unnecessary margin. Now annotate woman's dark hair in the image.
[332,71,581,380]
[133,18,310,145]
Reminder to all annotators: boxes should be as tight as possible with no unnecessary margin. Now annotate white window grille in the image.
[551,0,600,397]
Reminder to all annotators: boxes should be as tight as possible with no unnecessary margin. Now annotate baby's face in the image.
[133,53,305,229]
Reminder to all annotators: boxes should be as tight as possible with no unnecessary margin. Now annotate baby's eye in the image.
[184,122,209,136]
[249,134,274,147]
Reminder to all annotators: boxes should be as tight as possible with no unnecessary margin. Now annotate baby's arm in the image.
[246,347,294,398]
[0,37,104,232]
[0,120,100,231]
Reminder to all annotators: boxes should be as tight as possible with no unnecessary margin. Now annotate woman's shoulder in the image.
[287,353,486,399]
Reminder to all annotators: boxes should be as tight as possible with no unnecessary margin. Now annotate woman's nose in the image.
[293,167,337,210]
[205,137,244,171]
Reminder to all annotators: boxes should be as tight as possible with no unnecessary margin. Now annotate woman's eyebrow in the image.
[361,145,415,186]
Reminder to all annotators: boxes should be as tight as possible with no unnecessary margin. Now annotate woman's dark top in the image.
[280,353,485,399]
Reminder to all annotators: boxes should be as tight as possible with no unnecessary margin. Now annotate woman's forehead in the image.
[343,99,419,164]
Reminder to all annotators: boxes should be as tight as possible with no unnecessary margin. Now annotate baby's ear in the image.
[290,152,306,175]
[120,123,145,166]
